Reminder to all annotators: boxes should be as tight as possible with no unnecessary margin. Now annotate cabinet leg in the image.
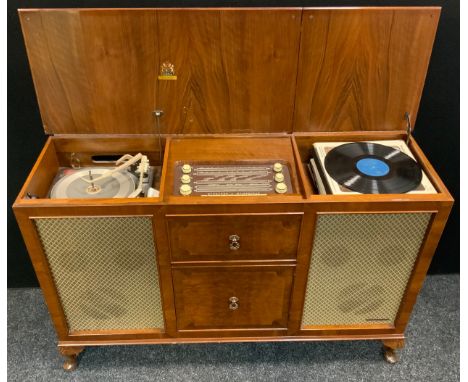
[58,346,85,371]
[382,339,405,364]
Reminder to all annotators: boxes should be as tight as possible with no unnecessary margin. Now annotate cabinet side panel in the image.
[301,213,431,327]
[33,216,164,331]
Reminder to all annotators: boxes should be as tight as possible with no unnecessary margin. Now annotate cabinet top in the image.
[19,7,440,135]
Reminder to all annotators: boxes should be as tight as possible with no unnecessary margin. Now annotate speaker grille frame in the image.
[301,212,432,327]
[34,216,165,332]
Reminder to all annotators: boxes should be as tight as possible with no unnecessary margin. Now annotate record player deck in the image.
[48,153,159,199]
[309,140,437,195]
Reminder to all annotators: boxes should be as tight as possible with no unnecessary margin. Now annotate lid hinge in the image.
[153,110,164,165]
[405,112,412,145]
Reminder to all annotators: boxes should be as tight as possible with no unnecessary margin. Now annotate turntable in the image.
[309,140,437,195]
[48,153,159,199]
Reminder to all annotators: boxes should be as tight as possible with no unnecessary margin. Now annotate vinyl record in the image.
[324,142,422,194]
[50,168,136,199]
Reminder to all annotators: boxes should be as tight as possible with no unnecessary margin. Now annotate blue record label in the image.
[356,158,390,177]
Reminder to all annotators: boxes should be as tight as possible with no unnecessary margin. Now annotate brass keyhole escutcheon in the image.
[229,297,239,310]
[229,235,240,250]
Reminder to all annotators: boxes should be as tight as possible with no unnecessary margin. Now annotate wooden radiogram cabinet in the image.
[13,7,453,370]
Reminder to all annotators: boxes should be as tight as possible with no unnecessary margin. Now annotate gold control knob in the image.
[275,182,287,194]
[179,184,192,196]
[181,164,192,174]
[273,162,283,172]
[181,174,191,184]
[274,173,285,183]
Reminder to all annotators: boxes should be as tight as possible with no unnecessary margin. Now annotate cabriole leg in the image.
[58,346,85,371]
[382,339,405,364]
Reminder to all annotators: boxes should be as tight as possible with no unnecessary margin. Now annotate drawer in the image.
[172,265,294,331]
[166,213,302,261]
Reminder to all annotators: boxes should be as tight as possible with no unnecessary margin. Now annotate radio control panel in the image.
[173,161,293,196]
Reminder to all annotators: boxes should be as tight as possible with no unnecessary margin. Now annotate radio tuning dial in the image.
[274,173,284,182]
[181,164,192,174]
[179,184,192,196]
[273,163,283,172]
[275,182,287,194]
[181,174,191,184]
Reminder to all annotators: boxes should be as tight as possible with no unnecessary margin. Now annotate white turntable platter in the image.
[50,168,136,199]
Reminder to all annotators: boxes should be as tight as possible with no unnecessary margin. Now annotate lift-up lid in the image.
[19,7,439,135]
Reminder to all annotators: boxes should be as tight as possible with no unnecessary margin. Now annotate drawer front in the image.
[173,266,294,331]
[167,213,302,261]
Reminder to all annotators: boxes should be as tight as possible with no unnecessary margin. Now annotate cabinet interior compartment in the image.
[17,135,168,202]
[291,132,447,198]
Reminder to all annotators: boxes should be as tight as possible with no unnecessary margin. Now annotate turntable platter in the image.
[50,168,136,199]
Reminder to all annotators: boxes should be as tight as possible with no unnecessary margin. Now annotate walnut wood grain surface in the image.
[156,9,301,134]
[19,8,439,135]
[172,265,294,331]
[166,213,302,261]
[294,8,440,132]
[19,9,159,134]
[19,8,301,135]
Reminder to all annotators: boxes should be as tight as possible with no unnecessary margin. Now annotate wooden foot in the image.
[382,339,405,364]
[383,346,398,364]
[58,346,85,371]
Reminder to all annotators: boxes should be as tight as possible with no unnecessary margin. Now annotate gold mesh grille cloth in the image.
[34,216,164,332]
[301,213,431,327]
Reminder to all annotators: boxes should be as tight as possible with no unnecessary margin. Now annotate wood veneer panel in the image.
[51,135,166,167]
[156,9,302,134]
[19,9,159,134]
[393,206,452,331]
[167,213,302,261]
[13,208,70,338]
[58,333,404,345]
[294,8,440,132]
[16,137,59,199]
[172,265,294,331]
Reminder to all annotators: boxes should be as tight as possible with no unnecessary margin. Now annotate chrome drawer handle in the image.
[229,235,240,250]
[229,296,239,310]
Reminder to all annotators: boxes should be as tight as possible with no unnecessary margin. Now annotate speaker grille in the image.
[34,216,164,332]
[301,213,431,326]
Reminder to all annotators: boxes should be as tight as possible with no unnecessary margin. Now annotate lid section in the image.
[19,8,302,135]
[156,9,302,134]
[19,8,439,135]
[20,9,159,135]
[294,8,440,132]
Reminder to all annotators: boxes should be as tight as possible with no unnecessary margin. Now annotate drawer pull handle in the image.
[229,235,240,250]
[229,296,239,310]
